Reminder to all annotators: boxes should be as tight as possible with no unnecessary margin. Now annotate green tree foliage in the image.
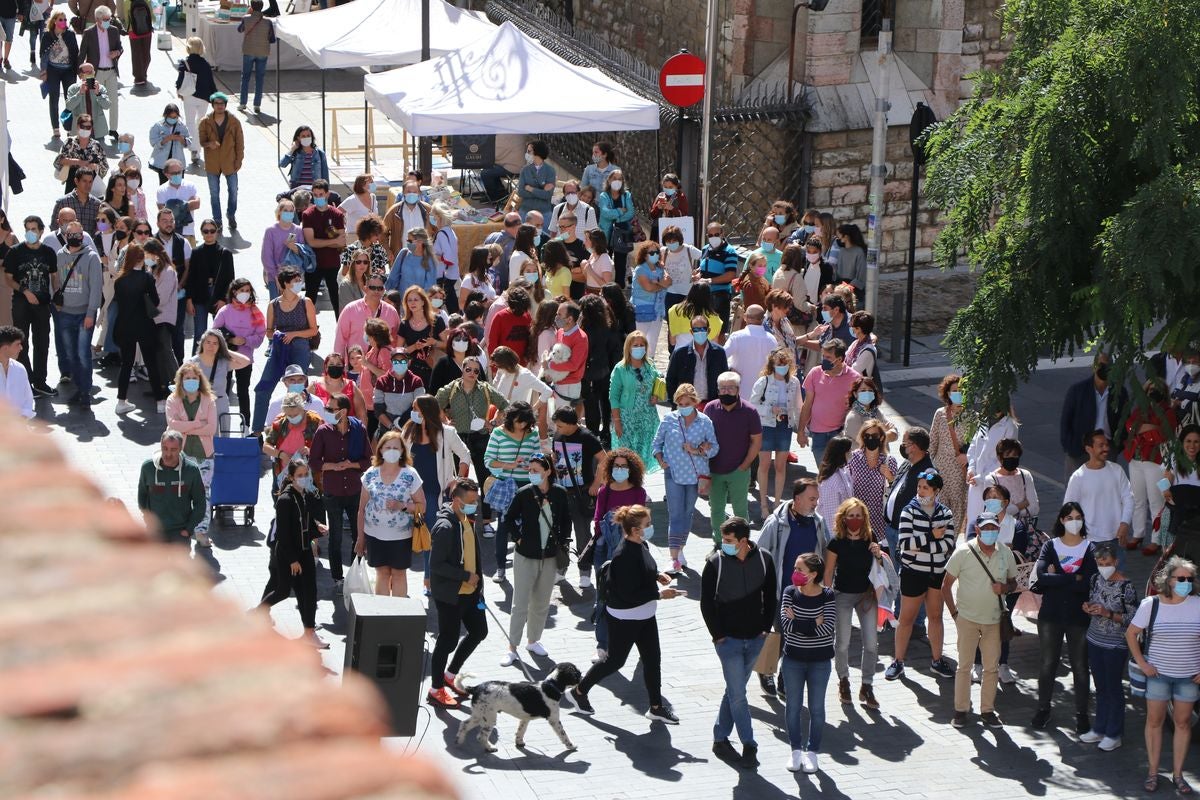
[923,0,1200,406]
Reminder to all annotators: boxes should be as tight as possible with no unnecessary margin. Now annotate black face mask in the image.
[1001,456,1020,471]
[899,443,909,460]
[862,435,881,451]
[113,230,127,242]
[719,393,739,406]
[66,234,84,247]
[1095,363,1110,381]
[326,365,344,379]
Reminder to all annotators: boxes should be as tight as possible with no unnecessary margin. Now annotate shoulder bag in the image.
[1129,597,1160,698]
[51,252,85,309]
[178,58,197,98]
[967,541,1016,642]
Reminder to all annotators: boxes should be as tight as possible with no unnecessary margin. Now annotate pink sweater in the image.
[333,298,401,357]
[165,392,218,458]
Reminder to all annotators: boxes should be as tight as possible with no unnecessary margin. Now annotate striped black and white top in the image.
[779,586,836,662]
[897,498,956,574]
[1132,595,1200,678]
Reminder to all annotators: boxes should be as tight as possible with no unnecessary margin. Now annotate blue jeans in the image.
[190,302,212,353]
[664,473,699,549]
[780,657,831,752]
[1089,642,1126,738]
[240,55,268,107]
[102,301,119,354]
[714,636,766,746]
[207,172,239,223]
[172,296,189,364]
[53,310,93,395]
[810,428,842,467]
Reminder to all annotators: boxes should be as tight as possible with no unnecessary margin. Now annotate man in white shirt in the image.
[724,305,777,400]
[1063,429,1134,567]
[0,326,35,419]
[155,159,202,239]
[547,180,598,238]
[264,364,324,428]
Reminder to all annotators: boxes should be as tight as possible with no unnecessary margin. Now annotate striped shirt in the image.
[897,498,956,574]
[779,586,836,662]
[1132,595,1200,678]
[1086,575,1139,650]
[483,427,538,482]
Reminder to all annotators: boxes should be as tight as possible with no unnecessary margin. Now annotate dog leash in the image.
[478,596,539,684]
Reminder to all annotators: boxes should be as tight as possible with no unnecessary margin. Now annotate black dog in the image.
[455,663,583,752]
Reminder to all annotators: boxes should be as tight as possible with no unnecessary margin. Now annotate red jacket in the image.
[487,308,532,362]
[1124,401,1177,463]
[556,326,589,385]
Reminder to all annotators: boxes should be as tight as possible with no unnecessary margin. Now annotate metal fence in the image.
[485,0,812,244]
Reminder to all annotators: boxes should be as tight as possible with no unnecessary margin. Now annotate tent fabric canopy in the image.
[363,21,661,135]
[274,0,496,70]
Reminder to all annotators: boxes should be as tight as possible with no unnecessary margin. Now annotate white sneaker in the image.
[500,650,519,667]
[156,399,166,414]
[787,749,804,772]
[579,573,592,589]
[801,750,819,774]
[592,648,607,664]
[482,526,496,539]
[998,664,1018,684]
[1098,736,1122,751]
[526,641,549,657]
[1079,729,1103,744]
[678,551,688,569]
[194,531,212,548]
[971,663,983,684]
[115,399,136,415]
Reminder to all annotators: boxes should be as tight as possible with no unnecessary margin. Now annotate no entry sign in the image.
[659,52,706,107]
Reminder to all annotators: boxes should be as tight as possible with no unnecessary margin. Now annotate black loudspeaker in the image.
[344,593,427,736]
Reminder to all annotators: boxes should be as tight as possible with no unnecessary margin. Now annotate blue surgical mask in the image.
[280,211,295,223]
[820,309,832,324]
[663,187,676,197]
[641,524,654,541]
[286,383,305,394]
[367,182,377,193]
[631,346,647,360]
[820,358,834,372]
[411,410,423,425]
[666,242,681,252]
[647,252,660,264]
[313,196,328,208]
[404,192,419,205]
[774,364,788,377]
[979,529,1000,546]
[169,174,183,187]
[24,230,38,244]
[611,467,630,483]
[118,141,131,154]
[296,475,315,492]
[182,377,200,393]
[678,405,695,417]
[949,390,963,405]
[462,502,478,516]
[720,542,738,556]
[983,498,1004,515]
[391,362,409,376]
[761,242,775,253]
[692,331,708,345]
[1158,477,1172,492]
[774,214,787,226]
[1175,580,1193,598]
[857,390,875,405]
[286,413,304,425]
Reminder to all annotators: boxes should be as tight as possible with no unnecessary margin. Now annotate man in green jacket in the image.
[137,430,207,545]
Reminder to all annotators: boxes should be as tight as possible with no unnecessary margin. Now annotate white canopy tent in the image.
[273,0,495,70]
[363,21,661,135]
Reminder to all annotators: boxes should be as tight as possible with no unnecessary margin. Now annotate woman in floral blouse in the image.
[355,431,425,598]
[53,113,107,191]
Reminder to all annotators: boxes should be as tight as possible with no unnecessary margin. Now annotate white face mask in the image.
[1098,565,1117,580]
[565,193,578,205]
[299,137,313,147]
[1187,363,1200,377]
[1063,519,1084,535]
[143,257,157,267]
[381,448,402,464]
[708,236,722,249]
[127,179,140,191]
[452,339,469,353]
[609,180,623,191]
[235,291,251,304]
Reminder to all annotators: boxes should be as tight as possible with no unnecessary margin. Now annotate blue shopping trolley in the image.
[210,413,262,527]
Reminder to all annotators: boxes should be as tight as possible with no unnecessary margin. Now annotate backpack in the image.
[856,341,884,392]
[596,558,614,603]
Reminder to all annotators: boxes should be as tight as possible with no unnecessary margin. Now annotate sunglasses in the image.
[354,259,371,265]
[463,368,480,375]
[692,327,708,334]
[201,228,217,234]
[1171,575,1195,583]
[367,285,385,292]
[134,230,151,235]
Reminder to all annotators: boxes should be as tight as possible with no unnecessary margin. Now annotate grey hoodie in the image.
[55,245,103,320]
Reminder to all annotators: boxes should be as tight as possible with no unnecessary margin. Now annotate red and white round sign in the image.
[659,52,706,108]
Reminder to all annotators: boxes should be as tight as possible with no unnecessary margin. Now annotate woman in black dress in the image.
[112,242,167,413]
[260,457,329,648]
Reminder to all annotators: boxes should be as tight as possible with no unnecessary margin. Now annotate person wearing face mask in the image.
[62,63,112,148]
[54,112,108,194]
[701,516,777,769]
[665,311,727,405]
[887,468,957,682]
[647,173,688,241]
[799,294,853,353]
[187,329,251,421]
[797,339,861,464]
[498,452,571,665]
[751,227,783,283]
[279,125,329,189]
[112,241,168,413]
[436,355,510,527]
[165,362,218,545]
[516,140,557,230]
[352,317,393,435]
[212,278,266,423]
[308,393,370,592]
[983,437,1040,528]
[427,478,487,708]
[262,262,317,380]
[779,551,836,774]
[606,330,659,471]
[823,498,885,711]
[260,200,299,300]
[1123,379,1177,555]
[1060,351,1130,481]
[149,107,192,185]
[841,375,895,445]
[658,224,700,319]
[50,219,102,405]
[965,400,1020,528]
[697,222,739,336]
[548,180,598,241]
[374,350,426,433]
[39,10,80,138]
[484,401,539,582]
[750,348,802,516]
[1169,349,1200,423]
[355,431,425,598]
[1128,555,1200,793]
[832,224,867,303]
[627,241,671,358]
[261,364,323,435]
[263,391,323,492]
[725,304,776,397]
[137,430,206,545]
[1031,501,1099,732]
[703,371,763,541]
[571,503,682,723]
[1081,543,1139,752]
[730,254,769,334]
[766,201,799,242]
[846,419,897,540]
[122,167,148,221]
[383,181,431,260]
[590,449,651,619]
[430,324,483,395]
[6,215,59,398]
[309,351,365,425]
[929,372,970,528]
[301,179,348,311]
[260,457,329,647]
[941,512,1019,730]
[580,141,618,196]
[596,169,635,288]
[185,220,235,353]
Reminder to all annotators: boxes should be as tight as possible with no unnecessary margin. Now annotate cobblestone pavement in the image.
[8,32,1168,800]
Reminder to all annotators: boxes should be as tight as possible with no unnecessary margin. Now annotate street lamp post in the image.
[864,17,892,316]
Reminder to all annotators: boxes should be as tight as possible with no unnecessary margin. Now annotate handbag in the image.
[410,516,432,553]
[557,439,595,516]
[610,225,634,254]
[967,541,1016,642]
[1129,597,1160,698]
[651,376,667,404]
[178,58,197,97]
[51,252,84,309]
[533,493,571,571]
[483,436,529,516]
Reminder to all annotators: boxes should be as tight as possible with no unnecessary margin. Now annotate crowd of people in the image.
[3,9,1200,788]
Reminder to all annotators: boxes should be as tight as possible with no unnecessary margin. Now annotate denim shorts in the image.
[761,421,794,453]
[0,16,14,41]
[1145,673,1200,703]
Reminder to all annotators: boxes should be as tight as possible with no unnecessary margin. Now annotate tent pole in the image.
[364,99,369,173]
[275,39,281,172]
[321,71,327,153]
[417,0,432,180]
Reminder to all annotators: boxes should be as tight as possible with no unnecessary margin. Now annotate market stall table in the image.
[384,188,503,267]
[198,13,312,72]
